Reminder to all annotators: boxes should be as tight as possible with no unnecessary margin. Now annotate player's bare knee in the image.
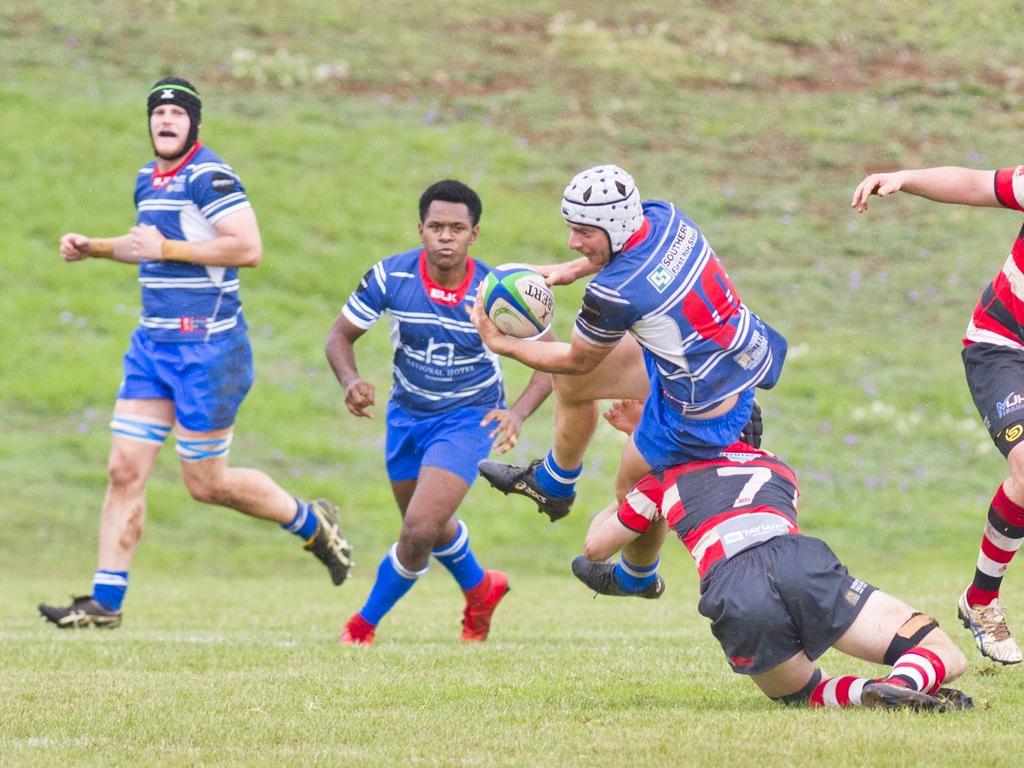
[107,451,146,491]
[923,628,968,679]
[400,516,444,552]
[183,473,232,505]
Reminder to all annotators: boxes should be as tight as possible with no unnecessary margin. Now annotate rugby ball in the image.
[481,265,555,338]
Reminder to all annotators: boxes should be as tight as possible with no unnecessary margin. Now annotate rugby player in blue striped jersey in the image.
[39,77,352,629]
[475,165,784,599]
[326,180,553,645]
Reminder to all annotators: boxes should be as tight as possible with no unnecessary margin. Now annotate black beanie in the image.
[147,77,202,156]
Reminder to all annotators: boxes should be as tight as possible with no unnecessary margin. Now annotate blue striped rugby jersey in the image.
[133,143,251,342]
[342,248,505,415]
[576,200,786,414]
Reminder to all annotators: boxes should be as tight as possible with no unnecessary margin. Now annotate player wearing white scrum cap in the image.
[473,163,784,600]
[559,165,644,254]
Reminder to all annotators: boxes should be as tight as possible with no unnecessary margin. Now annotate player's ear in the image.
[470,224,479,243]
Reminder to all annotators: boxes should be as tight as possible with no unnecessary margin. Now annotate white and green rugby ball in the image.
[482,265,555,338]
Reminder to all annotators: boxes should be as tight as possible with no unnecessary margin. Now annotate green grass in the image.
[4,0,1024,765]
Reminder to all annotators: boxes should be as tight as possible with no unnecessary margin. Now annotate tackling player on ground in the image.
[473,165,782,600]
[326,180,553,645]
[853,166,1024,665]
[39,77,352,629]
[575,399,973,711]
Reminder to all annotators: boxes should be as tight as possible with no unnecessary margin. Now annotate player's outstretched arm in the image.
[851,167,999,212]
[60,233,137,263]
[325,314,375,419]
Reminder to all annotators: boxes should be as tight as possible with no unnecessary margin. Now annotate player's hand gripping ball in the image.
[481,265,555,338]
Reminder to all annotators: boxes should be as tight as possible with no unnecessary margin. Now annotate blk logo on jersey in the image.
[429,287,460,305]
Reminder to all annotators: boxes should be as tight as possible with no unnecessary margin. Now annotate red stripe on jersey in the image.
[617,474,664,533]
[698,446,799,488]
[698,541,726,576]
[151,142,202,187]
[419,251,476,306]
[620,217,652,253]
[618,503,654,533]
[981,535,1016,563]
[680,506,799,576]
[994,167,1024,212]
[969,298,1019,345]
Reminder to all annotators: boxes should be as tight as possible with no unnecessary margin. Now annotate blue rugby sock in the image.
[281,498,319,541]
[613,557,660,593]
[92,570,129,611]
[433,519,485,591]
[533,450,581,498]
[358,544,427,626]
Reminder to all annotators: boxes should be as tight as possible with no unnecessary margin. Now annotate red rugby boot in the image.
[339,614,376,646]
[461,570,510,642]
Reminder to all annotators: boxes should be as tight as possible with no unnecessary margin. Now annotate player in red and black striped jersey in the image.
[573,400,973,711]
[853,167,1024,664]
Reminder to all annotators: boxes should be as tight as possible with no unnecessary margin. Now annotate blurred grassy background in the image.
[3,2,1024,765]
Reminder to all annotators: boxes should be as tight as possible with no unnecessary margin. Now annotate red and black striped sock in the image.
[966,484,1024,607]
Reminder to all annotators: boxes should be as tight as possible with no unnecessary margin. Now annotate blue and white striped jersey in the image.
[576,200,786,414]
[342,249,505,415]
[133,143,251,342]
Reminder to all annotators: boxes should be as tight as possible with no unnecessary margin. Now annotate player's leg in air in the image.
[479,334,650,522]
[38,398,172,628]
[752,589,971,711]
[169,333,350,589]
[340,405,509,646]
[175,423,352,587]
[958,343,1024,664]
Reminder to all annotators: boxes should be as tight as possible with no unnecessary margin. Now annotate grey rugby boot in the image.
[477,459,574,522]
[860,682,949,711]
[38,595,123,629]
[304,499,353,585]
[571,556,665,599]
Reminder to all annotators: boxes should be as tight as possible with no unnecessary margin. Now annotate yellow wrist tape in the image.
[161,240,193,261]
[89,238,116,257]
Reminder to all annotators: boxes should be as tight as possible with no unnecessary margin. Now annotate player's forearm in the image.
[508,369,554,421]
[582,503,637,561]
[159,234,262,267]
[90,235,139,263]
[900,167,999,207]
[496,338,595,375]
[324,328,362,391]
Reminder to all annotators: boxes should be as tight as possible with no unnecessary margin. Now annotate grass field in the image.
[4,1,1024,765]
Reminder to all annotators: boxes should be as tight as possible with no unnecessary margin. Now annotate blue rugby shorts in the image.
[385,400,499,486]
[117,328,254,432]
[632,351,756,470]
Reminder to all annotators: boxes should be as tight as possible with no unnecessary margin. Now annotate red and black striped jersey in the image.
[965,166,1024,348]
[617,443,800,578]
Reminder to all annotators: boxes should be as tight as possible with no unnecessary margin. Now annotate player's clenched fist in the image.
[60,232,92,261]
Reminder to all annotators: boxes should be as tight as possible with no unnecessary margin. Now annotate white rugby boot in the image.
[957,588,1023,665]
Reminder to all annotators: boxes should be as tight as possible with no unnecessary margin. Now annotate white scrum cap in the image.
[560,164,643,253]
